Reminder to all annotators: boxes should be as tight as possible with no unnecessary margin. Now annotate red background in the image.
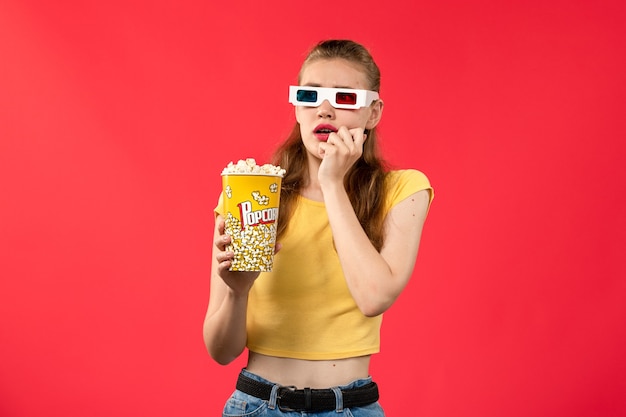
[1,1,625,416]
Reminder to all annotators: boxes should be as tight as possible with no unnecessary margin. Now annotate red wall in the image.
[1,1,625,416]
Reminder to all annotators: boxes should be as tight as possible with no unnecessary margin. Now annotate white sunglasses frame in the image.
[288,86,380,109]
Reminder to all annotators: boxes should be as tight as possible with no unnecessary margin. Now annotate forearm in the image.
[321,183,397,316]
[203,288,249,365]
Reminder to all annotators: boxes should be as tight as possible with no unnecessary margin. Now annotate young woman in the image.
[204,39,434,416]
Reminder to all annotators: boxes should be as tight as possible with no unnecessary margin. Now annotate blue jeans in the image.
[222,369,385,417]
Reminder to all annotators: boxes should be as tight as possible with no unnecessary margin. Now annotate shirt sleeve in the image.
[385,169,434,211]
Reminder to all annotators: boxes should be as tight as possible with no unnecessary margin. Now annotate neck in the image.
[301,154,323,201]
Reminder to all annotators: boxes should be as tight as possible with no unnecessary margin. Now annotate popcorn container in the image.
[221,172,282,271]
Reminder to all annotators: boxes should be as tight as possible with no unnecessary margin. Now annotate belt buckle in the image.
[276,385,299,412]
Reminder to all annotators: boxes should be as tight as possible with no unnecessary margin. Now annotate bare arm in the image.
[318,127,431,316]
[202,215,260,365]
[322,186,429,316]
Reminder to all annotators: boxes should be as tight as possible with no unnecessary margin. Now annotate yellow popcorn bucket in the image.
[221,173,282,271]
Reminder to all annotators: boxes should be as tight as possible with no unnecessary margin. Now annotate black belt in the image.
[236,372,379,412]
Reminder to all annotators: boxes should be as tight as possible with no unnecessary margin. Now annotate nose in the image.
[316,100,335,118]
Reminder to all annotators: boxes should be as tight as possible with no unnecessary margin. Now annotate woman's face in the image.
[295,58,383,156]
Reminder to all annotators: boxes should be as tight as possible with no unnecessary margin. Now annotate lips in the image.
[314,124,337,141]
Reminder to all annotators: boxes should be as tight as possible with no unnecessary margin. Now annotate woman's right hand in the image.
[214,216,261,294]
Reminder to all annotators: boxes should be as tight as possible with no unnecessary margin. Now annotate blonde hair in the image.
[272,40,389,251]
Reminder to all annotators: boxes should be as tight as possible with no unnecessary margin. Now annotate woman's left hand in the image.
[317,126,367,185]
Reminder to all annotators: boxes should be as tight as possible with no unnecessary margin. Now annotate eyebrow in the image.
[301,84,359,89]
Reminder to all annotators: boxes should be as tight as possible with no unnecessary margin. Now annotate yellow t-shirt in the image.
[215,169,433,360]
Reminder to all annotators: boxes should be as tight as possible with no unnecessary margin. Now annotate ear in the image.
[365,99,384,129]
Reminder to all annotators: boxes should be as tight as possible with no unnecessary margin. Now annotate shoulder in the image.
[385,169,434,208]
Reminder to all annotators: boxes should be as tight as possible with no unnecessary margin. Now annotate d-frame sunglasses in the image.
[289,86,379,109]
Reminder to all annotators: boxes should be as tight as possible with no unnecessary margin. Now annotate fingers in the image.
[214,218,234,269]
[212,216,261,292]
[214,228,231,250]
[318,127,366,183]
[329,127,365,148]
[346,127,367,147]
[323,127,365,160]
[217,217,226,235]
